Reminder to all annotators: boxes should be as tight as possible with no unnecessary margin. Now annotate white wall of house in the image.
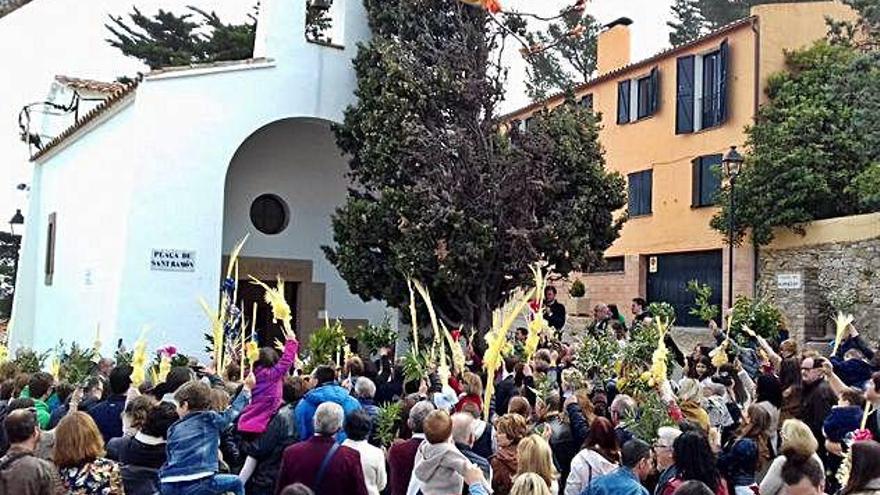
[13,102,137,351]
[223,118,387,327]
[10,0,389,356]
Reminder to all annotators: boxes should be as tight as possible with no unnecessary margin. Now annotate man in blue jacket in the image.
[294,365,361,441]
[581,439,654,495]
[88,366,132,443]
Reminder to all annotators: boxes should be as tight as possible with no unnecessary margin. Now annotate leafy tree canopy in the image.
[105,6,256,70]
[327,0,626,335]
[0,232,20,319]
[711,41,880,245]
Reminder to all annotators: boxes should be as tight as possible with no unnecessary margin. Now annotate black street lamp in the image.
[722,146,744,310]
[8,209,24,308]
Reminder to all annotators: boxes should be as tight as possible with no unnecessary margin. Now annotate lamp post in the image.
[8,209,24,309]
[722,146,744,310]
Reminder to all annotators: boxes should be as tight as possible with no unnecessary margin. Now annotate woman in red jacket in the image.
[456,372,483,414]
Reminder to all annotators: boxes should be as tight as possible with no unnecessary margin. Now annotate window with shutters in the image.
[637,75,652,119]
[702,50,723,128]
[619,67,660,125]
[45,212,56,285]
[676,39,729,134]
[524,117,534,130]
[676,55,696,134]
[627,170,653,216]
[617,80,631,124]
[579,94,593,110]
[692,154,722,207]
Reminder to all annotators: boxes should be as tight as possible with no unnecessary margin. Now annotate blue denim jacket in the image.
[581,467,648,495]
[159,389,250,481]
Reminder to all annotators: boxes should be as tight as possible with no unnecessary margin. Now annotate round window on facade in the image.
[250,194,289,235]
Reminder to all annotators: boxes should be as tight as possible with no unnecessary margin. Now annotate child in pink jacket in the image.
[237,338,298,434]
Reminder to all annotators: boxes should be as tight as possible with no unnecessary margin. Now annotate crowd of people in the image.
[1,288,880,495]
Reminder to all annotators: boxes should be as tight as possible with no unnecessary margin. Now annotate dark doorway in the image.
[646,250,722,327]
[236,280,299,346]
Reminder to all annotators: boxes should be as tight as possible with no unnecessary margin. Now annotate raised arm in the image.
[267,339,299,382]
[821,359,851,399]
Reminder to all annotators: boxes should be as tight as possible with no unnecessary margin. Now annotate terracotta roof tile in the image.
[54,75,127,94]
[31,77,140,161]
[32,58,272,162]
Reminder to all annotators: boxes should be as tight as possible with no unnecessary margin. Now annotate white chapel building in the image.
[9,0,391,355]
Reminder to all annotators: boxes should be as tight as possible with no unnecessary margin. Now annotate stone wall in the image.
[758,236,880,344]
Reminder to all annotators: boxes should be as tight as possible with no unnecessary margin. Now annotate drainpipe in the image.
[751,17,761,298]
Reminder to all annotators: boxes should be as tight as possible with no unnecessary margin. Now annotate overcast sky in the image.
[0,0,672,231]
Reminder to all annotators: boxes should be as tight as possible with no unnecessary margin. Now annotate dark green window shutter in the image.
[650,67,660,115]
[676,56,695,134]
[618,80,631,124]
[719,39,730,124]
[692,158,701,207]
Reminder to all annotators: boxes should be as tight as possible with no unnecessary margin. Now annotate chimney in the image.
[597,17,633,74]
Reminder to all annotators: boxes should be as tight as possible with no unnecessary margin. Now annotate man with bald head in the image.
[0,409,64,494]
[452,412,492,483]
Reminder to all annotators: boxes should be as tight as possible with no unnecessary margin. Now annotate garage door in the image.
[646,250,722,327]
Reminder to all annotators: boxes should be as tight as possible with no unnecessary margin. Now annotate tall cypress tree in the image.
[105,6,256,70]
[327,0,626,335]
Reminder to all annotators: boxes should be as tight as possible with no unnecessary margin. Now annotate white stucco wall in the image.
[11,0,389,356]
[223,118,387,328]
[12,101,137,352]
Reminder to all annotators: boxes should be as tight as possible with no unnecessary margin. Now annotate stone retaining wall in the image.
[758,236,880,344]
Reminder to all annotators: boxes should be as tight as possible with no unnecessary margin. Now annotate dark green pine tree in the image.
[668,0,705,46]
[326,0,626,337]
[105,6,256,70]
[518,9,602,100]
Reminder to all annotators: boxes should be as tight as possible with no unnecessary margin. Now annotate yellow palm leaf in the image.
[250,276,294,339]
[158,354,172,382]
[130,327,150,386]
[406,279,420,353]
[832,312,855,356]
[225,234,249,279]
[199,297,225,375]
[412,280,447,384]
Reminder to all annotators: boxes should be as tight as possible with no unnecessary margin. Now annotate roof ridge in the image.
[498,16,757,121]
[31,76,141,161]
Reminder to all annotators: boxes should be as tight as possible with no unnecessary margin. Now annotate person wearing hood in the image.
[294,365,362,441]
[408,409,490,495]
[491,413,529,495]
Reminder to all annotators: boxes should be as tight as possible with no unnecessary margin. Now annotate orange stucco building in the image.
[503,1,857,327]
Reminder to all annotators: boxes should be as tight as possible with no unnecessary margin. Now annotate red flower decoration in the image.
[451,329,462,341]
[484,0,502,14]
[853,429,874,442]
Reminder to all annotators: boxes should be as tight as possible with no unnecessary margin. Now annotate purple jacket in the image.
[238,339,298,434]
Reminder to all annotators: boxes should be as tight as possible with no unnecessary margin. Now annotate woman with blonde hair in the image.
[516,434,559,493]
[758,419,823,495]
[492,413,529,495]
[510,472,551,495]
[54,411,125,494]
[456,371,484,413]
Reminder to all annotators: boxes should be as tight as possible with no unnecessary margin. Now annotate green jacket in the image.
[19,388,51,430]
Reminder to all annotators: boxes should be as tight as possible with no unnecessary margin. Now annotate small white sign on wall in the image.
[776,273,802,290]
[150,249,196,272]
[649,256,658,273]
